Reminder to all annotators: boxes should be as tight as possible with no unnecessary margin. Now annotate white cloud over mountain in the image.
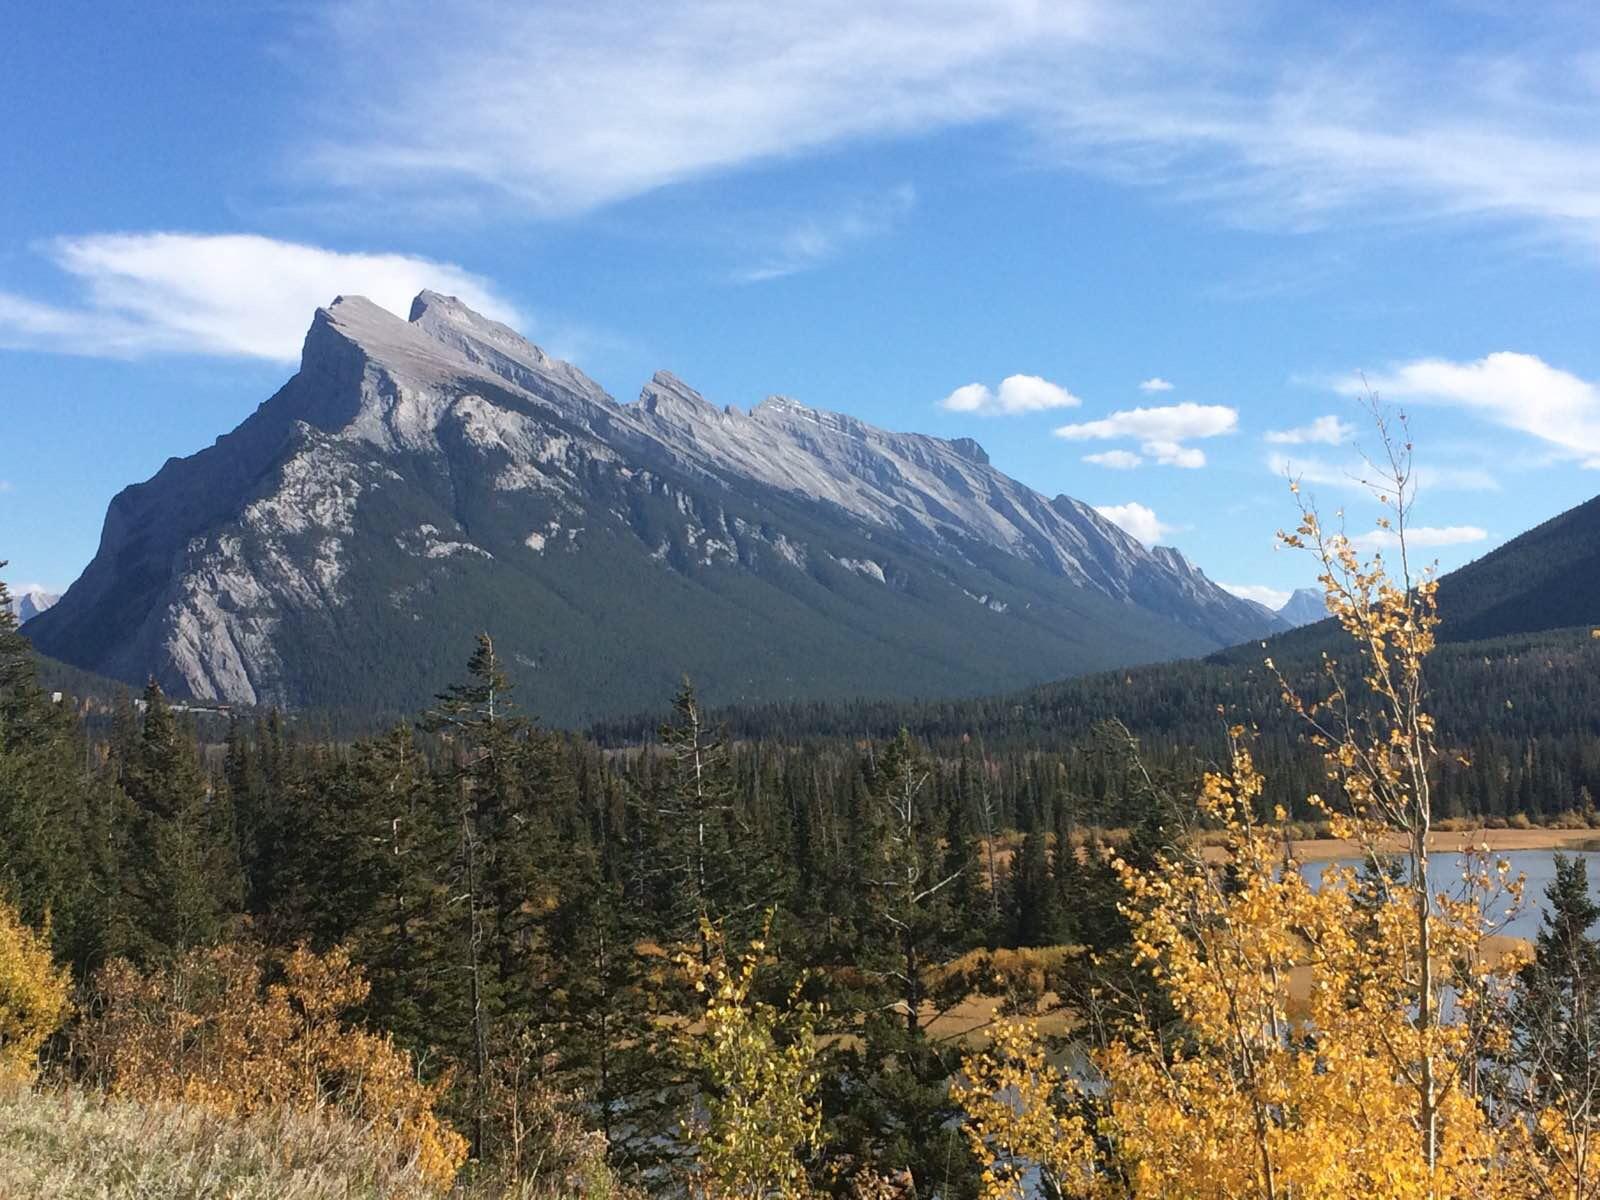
[1219,582,1291,610]
[0,233,518,361]
[1094,501,1172,546]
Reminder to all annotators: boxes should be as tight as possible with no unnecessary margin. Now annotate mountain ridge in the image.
[26,291,1282,722]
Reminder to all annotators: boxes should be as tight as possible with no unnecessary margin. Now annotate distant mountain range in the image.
[25,292,1281,724]
[7,588,60,625]
[697,487,1600,751]
[1275,587,1327,628]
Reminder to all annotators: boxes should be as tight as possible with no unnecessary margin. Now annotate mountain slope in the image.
[27,292,1281,724]
[1429,494,1600,641]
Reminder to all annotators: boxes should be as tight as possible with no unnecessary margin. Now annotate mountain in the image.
[1276,587,1326,628]
[1428,494,1600,642]
[27,292,1282,724]
[6,588,60,625]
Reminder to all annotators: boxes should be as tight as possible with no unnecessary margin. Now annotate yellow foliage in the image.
[681,921,820,1200]
[956,416,1579,1198]
[0,896,70,1086]
[81,940,467,1190]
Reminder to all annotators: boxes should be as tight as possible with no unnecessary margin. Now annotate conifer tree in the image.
[655,679,774,961]
[0,572,121,971]
[826,728,979,1197]
[118,681,240,962]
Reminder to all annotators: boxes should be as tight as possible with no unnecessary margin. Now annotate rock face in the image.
[29,292,1284,723]
[1276,587,1329,628]
[7,589,60,624]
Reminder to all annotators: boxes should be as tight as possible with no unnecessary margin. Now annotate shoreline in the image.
[1287,826,1600,863]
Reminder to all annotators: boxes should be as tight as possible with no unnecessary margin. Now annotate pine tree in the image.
[0,572,121,972]
[825,729,979,1197]
[117,681,240,962]
[1508,852,1600,1163]
[654,679,774,961]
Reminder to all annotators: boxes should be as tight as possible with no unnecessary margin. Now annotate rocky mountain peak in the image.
[408,290,553,369]
[947,436,989,465]
[638,371,721,424]
[31,291,1284,718]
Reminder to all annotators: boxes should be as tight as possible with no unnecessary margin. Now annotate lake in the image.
[1299,848,1600,942]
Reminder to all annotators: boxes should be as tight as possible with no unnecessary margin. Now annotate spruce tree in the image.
[1509,853,1600,1123]
[118,681,240,961]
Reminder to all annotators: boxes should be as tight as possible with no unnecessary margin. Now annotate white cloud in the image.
[1219,582,1291,610]
[1265,451,1498,493]
[1093,501,1173,546]
[942,373,1082,415]
[0,233,519,361]
[1054,402,1236,468]
[1083,449,1144,469]
[1349,525,1489,551]
[1345,352,1600,468]
[301,2,1600,261]
[736,184,916,281]
[1138,377,1174,392]
[1264,414,1354,445]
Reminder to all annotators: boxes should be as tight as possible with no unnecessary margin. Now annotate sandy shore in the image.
[1286,826,1600,863]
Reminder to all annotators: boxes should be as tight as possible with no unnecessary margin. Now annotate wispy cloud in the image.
[1083,449,1144,469]
[1094,501,1173,546]
[302,2,1600,260]
[1266,451,1499,494]
[1349,525,1489,551]
[0,233,518,361]
[736,184,916,281]
[943,372,1082,416]
[1219,581,1290,610]
[1056,402,1236,468]
[1344,351,1600,468]
[1264,414,1354,445]
[1138,377,1174,392]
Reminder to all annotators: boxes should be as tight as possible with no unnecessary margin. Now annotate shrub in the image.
[78,940,466,1189]
[0,894,70,1086]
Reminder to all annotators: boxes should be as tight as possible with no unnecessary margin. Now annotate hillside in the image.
[26,292,1278,725]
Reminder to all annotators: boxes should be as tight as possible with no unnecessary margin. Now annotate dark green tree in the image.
[118,681,241,961]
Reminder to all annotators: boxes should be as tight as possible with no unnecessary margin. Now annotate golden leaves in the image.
[682,920,820,1200]
[0,896,70,1087]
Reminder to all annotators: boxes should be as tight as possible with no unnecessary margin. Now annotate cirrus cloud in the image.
[1348,525,1489,551]
[0,233,520,362]
[1264,414,1354,445]
[1343,352,1600,469]
[942,373,1082,415]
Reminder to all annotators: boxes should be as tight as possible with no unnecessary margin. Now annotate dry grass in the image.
[0,1087,633,1200]
[0,1086,440,1199]
[1286,826,1600,863]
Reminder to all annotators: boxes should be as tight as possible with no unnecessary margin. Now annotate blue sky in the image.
[5,1,1600,609]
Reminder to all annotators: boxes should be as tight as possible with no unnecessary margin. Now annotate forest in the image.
[7,462,1600,1199]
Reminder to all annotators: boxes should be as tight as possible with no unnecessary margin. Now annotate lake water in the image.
[1299,848,1600,942]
